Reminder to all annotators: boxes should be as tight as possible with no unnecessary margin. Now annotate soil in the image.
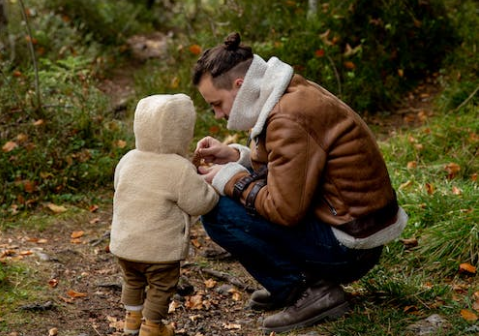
[0,207,266,336]
[0,43,441,336]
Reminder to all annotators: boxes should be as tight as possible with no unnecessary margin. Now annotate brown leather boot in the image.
[248,284,306,311]
[139,319,175,336]
[124,310,142,335]
[262,281,350,333]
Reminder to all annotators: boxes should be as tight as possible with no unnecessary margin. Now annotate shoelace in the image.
[292,289,310,308]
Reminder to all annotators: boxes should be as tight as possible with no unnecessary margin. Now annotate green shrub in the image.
[45,0,156,44]
[0,55,129,217]
[438,0,479,111]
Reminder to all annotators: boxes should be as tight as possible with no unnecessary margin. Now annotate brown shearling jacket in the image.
[225,75,398,238]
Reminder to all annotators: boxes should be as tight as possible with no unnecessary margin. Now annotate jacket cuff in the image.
[229,144,251,168]
[212,162,249,196]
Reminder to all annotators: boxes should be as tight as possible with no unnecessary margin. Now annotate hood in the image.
[133,94,196,157]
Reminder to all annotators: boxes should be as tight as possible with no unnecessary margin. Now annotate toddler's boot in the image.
[139,319,174,336]
[124,310,142,334]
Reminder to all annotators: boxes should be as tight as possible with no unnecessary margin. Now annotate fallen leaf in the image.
[89,204,99,212]
[169,300,182,313]
[404,114,416,124]
[0,249,17,258]
[48,279,59,288]
[185,294,204,310]
[59,296,74,303]
[400,237,418,248]
[444,163,461,179]
[404,305,418,313]
[188,314,202,322]
[417,110,428,122]
[223,323,241,330]
[66,289,87,298]
[46,203,67,213]
[204,278,217,289]
[191,238,201,248]
[2,141,18,152]
[407,161,417,169]
[116,139,127,148]
[70,231,84,239]
[107,315,123,329]
[24,180,36,193]
[460,309,478,321]
[399,180,413,189]
[459,263,476,274]
[452,186,462,195]
[16,133,28,142]
[232,291,242,301]
[473,298,479,313]
[414,143,424,150]
[425,183,434,195]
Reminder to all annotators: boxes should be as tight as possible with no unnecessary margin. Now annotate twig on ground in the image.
[454,84,479,112]
[187,265,256,292]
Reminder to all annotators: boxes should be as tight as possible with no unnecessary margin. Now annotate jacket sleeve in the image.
[177,163,220,216]
[247,117,327,226]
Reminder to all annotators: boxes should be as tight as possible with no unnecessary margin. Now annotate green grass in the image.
[0,261,51,333]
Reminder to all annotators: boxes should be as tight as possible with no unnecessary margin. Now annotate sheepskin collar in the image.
[227,55,294,138]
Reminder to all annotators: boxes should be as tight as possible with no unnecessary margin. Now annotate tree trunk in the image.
[308,0,318,19]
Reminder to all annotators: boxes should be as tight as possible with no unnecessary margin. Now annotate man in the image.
[192,32,407,333]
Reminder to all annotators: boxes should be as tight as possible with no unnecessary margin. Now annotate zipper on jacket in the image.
[323,197,338,216]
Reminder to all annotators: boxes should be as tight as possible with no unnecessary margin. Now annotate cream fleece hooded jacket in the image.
[110,94,219,263]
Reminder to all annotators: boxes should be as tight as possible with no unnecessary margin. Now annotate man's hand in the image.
[197,164,223,184]
[195,136,239,164]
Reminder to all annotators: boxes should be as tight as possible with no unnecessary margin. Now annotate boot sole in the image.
[262,301,350,334]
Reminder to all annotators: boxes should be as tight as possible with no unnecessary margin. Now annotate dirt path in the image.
[1,205,265,336]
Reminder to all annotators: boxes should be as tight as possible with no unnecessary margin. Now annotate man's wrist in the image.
[245,180,267,216]
[232,175,255,200]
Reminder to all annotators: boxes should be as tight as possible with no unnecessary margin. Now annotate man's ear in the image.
[234,78,243,88]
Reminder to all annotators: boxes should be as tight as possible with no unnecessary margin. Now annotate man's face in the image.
[198,73,241,120]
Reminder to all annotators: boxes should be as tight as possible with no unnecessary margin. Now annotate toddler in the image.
[110,94,219,336]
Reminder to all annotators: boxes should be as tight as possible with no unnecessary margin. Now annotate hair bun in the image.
[224,32,241,51]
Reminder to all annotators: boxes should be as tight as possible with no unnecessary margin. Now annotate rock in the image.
[405,314,450,335]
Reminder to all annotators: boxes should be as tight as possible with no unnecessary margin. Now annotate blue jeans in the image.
[201,196,382,301]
